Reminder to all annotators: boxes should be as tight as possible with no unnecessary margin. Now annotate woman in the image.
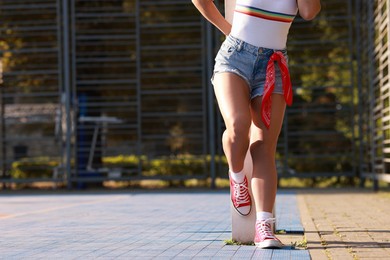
[192,0,321,248]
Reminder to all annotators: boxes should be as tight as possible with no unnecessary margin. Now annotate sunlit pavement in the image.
[0,190,310,259]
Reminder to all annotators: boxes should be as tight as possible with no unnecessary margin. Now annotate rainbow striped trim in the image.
[235,4,295,23]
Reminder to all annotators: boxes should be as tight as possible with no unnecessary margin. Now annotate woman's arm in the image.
[192,0,232,36]
[297,0,321,20]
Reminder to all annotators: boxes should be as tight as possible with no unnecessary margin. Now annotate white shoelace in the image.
[256,218,276,238]
[233,182,250,205]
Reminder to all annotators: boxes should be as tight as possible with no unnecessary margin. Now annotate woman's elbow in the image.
[300,6,321,21]
[192,0,208,7]
[192,0,200,7]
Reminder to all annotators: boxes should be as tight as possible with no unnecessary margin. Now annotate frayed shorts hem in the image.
[211,70,251,92]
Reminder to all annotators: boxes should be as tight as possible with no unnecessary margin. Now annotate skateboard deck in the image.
[230,150,256,244]
[224,0,276,244]
[224,0,236,24]
[223,0,255,244]
[224,0,256,244]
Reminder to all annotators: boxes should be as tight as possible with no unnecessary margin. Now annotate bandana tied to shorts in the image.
[261,51,293,129]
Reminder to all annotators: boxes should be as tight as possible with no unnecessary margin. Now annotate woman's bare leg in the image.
[249,94,286,213]
[213,73,251,172]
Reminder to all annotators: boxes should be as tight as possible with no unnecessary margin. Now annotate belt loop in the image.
[237,39,243,51]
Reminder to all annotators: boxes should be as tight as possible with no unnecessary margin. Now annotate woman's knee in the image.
[250,139,277,155]
[225,116,251,140]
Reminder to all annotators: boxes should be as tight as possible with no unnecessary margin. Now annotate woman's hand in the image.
[297,0,321,20]
[192,0,232,35]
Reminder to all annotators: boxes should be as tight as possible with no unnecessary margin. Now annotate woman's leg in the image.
[213,73,251,173]
[214,72,252,216]
[249,94,286,213]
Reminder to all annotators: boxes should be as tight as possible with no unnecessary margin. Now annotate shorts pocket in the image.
[218,41,238,59]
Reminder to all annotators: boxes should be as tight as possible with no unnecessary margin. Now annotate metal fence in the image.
[268,0,355,179]
[0,0,63,184]
[1,0,210,188]
[357,0,390,188]
[0,0,386,189]
[213,0,357,182]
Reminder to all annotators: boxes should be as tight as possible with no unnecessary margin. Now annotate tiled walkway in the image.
[297,189,390,260]
[1,190,307,259]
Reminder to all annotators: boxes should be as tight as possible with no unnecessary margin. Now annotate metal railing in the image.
[357,0,390,188]
[0,0,63,185]
[0,0,386,189]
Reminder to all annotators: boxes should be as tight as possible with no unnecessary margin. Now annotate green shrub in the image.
[145,155,206,177]
[103,155,146,171]
[10,157,59,179]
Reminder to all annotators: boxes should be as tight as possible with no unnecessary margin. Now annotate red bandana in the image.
[261,51,293,129]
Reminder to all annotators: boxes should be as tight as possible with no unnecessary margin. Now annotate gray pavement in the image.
[0,190,308,259]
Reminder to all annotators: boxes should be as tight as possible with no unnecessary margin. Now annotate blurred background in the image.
[0,0,387,190]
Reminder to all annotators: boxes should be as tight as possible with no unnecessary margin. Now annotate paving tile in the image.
[0,191,311,259]
[275,191,304,234]
[298,189,390,260]
[252,248,273,259]
[290,249,311,259]
[272,249,297,259]
[231,247,256,259]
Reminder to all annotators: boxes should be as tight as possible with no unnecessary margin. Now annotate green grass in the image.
[291,237,307,249]
[224,239,255,246]
[378,191,390,198]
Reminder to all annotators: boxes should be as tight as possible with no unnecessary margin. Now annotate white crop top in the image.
[230,0,298,49]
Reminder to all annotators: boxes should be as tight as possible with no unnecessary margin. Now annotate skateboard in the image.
[230,150,256,244]
[224,0,256,244]
[224,0,236,24]
[224,0,278,244]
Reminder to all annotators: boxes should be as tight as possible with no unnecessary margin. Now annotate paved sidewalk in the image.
[298,189,390,260]
[1,188,389,259]
[0,190,306,259]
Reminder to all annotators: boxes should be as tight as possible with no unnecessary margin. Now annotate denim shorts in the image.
[211,35,289,99]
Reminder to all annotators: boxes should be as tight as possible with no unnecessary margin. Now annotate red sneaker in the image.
[229,174,251,216]
[254,218,283,248]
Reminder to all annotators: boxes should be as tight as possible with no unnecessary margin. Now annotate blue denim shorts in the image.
[211,35,289,99]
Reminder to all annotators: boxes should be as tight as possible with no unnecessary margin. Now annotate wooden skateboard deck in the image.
[224,0,256,244]
[230,150,256,244]
[224,0,277,244]
[224,0,236,24]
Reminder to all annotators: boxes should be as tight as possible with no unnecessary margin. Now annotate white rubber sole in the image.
[255,239,284,249]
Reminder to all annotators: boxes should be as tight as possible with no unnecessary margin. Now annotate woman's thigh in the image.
[250,94,286,146]
[213,72,252,130]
